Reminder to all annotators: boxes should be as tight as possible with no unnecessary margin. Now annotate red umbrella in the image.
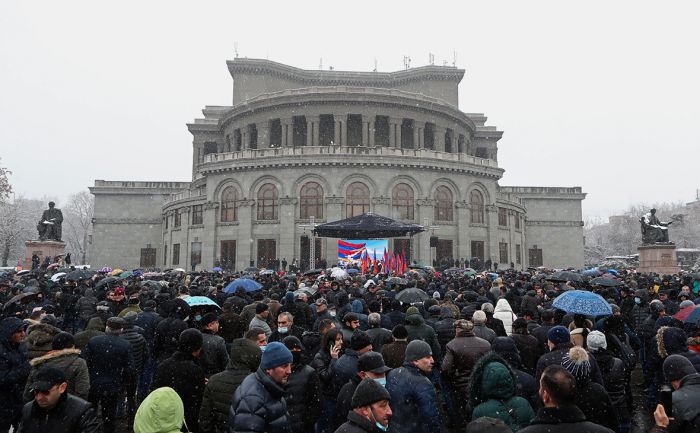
[675,305,698,322]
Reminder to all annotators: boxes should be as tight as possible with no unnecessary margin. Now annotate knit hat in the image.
[663,354,697,382]
[561,346,591,384]
[454,319,474,332]
[255,303,269,314]
[466,417,511,433]
[282,336,304,352]
[350,331,373,351]
[680,300,695,308]
[260,341,293,370]
[351,378,391,408]
[178,329,203,353]
[548,326,571,346]
[358,351,391,374]
[391,325,408,339]
[52,332,75,350]
[586,330,607,352]
[406,306,420,316]
[472,310,487,325]
[481,303,495,314]
[405,340,432,362]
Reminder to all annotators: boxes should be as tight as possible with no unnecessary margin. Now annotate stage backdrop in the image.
[338,239,388,265]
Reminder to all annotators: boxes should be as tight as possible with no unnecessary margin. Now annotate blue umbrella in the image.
[684,307,700,324]
[224,278,263,293]
[552,290,612,316]
[211,267,223,272]
[185,296,220,309]
[582,268,601,277]
[346,269,359,274]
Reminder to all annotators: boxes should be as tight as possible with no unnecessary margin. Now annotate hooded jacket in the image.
[153,350,206,432]
[73,317,105,351]
[25,322,60,359]
[468,353,535,431]
[494,299,516,336]
[76,288,97,319]
[0,317,30,424]
[433,308,456,353]
[198,338,261,433]
[441,330,491,390]
[229,368,292,433]
[23,348,89,402]
[655,326,700,372]
[386,362,443,433]
[134,386,185,433]
[405,313,441,360]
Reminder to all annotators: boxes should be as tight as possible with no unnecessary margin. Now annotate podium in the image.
[637,244,679,275]
[25,240,66,269]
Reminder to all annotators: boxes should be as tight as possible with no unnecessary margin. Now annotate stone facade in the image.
[90,59,586,271]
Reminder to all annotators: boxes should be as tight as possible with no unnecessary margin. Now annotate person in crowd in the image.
[386,340,443,433]
[517,364,615,433]
[121,312,147,427]
[73,318,104,352]
[250,303,272,337]
[83,317,132,433]
[199,336,261,433]
[17,366,99,433]
[229,341,294,433]
[153,298,190,363]
[365,313,392,353]
[587,330,630,433]
[493,298,517,335]
[283,336,321,433]
[535,325,604,385]
[334,378,392,433]
[199,312,230,377]
[509,318,541,375]
[471,310,496,343]
[23,332,89,402]
[218,299,247,348]
[404,306,441,362]
[0,317,30,433]
[340,313,361,344]
[312,328,343,433]
[651,354,700,433]
[133,386,185,433]
[481,302,508,337]
[335,351,391,429]
[380,325,409,369]
[468,352,535,431]
[152,328,206,433]
[490,336,539,409]
[335,331,373,390]
[270,312,304,343]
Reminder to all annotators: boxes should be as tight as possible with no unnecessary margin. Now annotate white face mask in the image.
[329,311,337,317]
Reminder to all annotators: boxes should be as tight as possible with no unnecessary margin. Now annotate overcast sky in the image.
[1,1,699,221]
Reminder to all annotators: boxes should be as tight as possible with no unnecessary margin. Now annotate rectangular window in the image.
[514,213,521,229]
[220,240,236,271]
[174,210,182,228]
[529,247,543,267]
[172,243,180,265]
[499,242,509,264]
[191,242,202,268]
[191,205,203,225]
[498,207,508,226]
[516,244,522,264]
[140,247,156,268]
[471,241,485,262]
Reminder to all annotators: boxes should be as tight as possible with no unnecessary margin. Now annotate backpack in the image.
[610,333,637,372]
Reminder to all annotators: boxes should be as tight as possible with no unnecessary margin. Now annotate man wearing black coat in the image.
[120,313,147,427]
[133,300,161,402]
[83,317,133,433]
[152,328,207,433]
[518,365,614,433]
[153,298,190,363]
[335,378,392,433]
[17,366,99,433]
[334,352,391,430]
[0,317,30,433]
[652,354,700,433]
[283,336,321,433]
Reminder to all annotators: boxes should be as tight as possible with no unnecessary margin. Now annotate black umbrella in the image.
[395,287,430,304]
[66,269,90,281]
[244,267,260,274]
[589,277,624,287]
[303,269,324,276]
[95,276,118,288]
[3,292,39,310]
[548,271,584,283]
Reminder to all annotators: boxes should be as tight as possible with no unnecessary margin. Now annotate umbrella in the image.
[582,268,601,277]
[224,278,263,293]
[95,276,118,288]
[346,268,359,274]
[2,292,39,310]
[110,268,124,276]
[303,269,324,276]
[17,270,30,276]
[552,290,612,315]
[119,271,133,279]
[331,269,349,281]
[99,267,113,273]
[548,271,584,283]
[685,307,700,324]
[171,268,186,273]
[66,269,90,281]
[386,276,407,285]
[185,296,221,309]
[675,305,699,322]
[244,267,260,274]
[142,271,162,278]
[395,288,430,304]
[47,263,60,270]
[260,269,275,276]
[211,267,223,272]
[140,280,162,289]
[50,272,66,282]
[589,277,624,287]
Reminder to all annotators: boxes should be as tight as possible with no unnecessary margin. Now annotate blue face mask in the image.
[195,314,202,321]
[634,297,641,305]
[373,377,387,387]
[375,422,388,432]
[278,327,288,334]
[260,345,267,352]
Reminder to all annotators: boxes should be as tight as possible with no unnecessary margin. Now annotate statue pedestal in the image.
[25,240,66,269]
[637,244,679,275]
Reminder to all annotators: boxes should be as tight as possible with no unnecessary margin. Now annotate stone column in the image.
[389,117,401,148]
[334,118,341,145]
[279,198,297,266]
[416,200,434,264]
[486,204,500,269]
[237,200,255,270]
[413,123,420,150]
[341,116,348,146]
[435,126,446,152]
[308,115,320,146]
[306,118,313,147]
[202,201,219,268]
[361,119,369,147]
[242,130,249,150]
[368,120,375,147]
[456,201,471,259]
[280,118,294,147]
[258,122,270,148]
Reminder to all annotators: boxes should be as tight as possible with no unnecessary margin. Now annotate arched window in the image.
[392,183,414,220]
[257,183,279,220]
[470,190,485,224]
[300,182,324,219]
[346,182,370,217]
[434,186,453,221]
[220,186,238,222]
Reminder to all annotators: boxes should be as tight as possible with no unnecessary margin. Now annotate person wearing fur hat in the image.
[24,320,61,360]
[335,378,392,433]
[229,341,294,433]
[22,332,89,402]
[468,352,535,431]
[153,328,206,433]
[561,346,619,432]
[441,319,491,429]
[386,340,443,433]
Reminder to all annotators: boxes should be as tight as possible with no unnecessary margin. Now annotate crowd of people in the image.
[2,264,700,433]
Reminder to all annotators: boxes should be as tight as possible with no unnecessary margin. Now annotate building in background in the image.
[90,58,586,270]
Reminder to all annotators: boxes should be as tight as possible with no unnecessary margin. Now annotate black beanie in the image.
[663,354,696,382]
[178,328,203,353]
[350,331,372,351]
[351,378,391,408]
[52,332,75,350]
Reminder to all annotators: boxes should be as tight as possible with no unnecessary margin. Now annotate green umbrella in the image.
[119,271,133,279]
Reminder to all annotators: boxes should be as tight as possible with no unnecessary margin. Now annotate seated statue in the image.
[640,208,672,244]
[37,201,63,241]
